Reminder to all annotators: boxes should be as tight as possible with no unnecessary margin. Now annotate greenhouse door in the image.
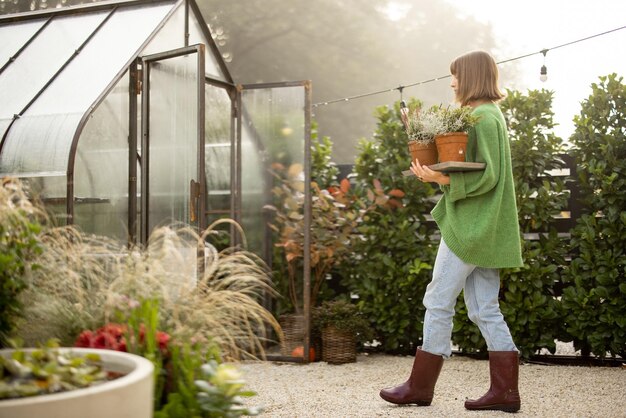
[140,45,205,244]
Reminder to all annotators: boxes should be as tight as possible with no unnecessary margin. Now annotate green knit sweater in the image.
[432,103,523,268]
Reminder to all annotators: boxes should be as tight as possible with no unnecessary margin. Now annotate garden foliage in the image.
[561,73,626,358]
[0,179,43,346]
[324,83,625,358]
[1,180,270,413]
[338,100,439,353]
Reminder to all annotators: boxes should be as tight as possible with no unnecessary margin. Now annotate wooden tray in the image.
[403,162,486,176]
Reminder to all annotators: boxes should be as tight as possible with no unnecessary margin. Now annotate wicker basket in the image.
[321,325,356,364]
[279,314,305,356]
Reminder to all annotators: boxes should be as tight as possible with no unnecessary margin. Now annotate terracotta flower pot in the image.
[408,141,438,166]
[435,132,468,162]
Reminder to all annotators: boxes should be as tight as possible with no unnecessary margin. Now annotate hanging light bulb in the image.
[540,65,548,82]
[539,49,548,82]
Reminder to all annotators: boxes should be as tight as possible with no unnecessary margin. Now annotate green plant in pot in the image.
[312,300,373,364]
[405,104,480,163]
[0,338,154,418]
[266,165,360,358]
[0,339,110,400]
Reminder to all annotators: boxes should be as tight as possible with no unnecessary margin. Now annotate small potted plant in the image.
[402,102,440,166]
[403,103,481,164]
[312,300,373,364]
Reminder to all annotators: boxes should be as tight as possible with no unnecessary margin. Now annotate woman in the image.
[379,50,523,412]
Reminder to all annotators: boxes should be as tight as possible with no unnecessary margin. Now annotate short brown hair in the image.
[450,50,504,106]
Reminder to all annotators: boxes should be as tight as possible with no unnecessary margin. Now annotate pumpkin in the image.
[291,346,315,361]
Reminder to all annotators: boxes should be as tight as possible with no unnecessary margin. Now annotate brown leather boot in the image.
[379,348,444,406]
[465,351,521,412]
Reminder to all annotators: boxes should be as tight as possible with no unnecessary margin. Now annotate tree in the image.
[200,0,497,162]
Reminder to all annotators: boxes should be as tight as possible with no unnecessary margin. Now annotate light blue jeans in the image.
[422,238,517,358]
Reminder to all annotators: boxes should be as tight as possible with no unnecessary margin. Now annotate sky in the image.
[383,0,626,142]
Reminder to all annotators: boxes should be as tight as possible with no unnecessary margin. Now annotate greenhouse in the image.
[0,0,312,260]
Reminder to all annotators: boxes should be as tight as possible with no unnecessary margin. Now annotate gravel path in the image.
[240,354,626,417]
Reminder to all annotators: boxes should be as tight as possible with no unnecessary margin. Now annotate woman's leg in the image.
[463,267,520,412]
[422,239,475,358]
[379,238,469,405]
[463,267,517,352]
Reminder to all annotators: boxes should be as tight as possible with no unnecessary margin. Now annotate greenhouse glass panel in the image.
[21,175,68,226]
[0,11,108,146]
[147,54,199,236]
[204,84,232,226]
[240,86,306,260]
[140,2,226,81]
[0,18,46,68]
[0,3,173,176]
[28,2,174,114]
[73,72,130,241]
[0,113,83,176]
[141,2,185,56]
[189,11,226,81]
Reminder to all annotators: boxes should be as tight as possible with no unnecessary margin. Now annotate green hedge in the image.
[326,76,625,358]
[338,100,438,353]
[561,73,626,358]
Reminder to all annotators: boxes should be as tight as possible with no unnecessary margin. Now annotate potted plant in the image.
[402,102,439,166]
[312,300,373,364]
[0,340,154,418]
[403,104,481,164]
[267,165,359,358]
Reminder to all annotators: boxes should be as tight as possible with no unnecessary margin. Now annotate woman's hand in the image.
[410,159,450,185]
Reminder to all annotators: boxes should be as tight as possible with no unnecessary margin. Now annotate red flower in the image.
[74,323,128,352]
[156,331,170,353]
[74,322,170,355]
[100,323,126,339]
[74,330,94,348]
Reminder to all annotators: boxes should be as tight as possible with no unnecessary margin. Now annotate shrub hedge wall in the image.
[323,76,625,359]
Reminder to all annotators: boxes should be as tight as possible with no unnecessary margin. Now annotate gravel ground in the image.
[240,353,626,417]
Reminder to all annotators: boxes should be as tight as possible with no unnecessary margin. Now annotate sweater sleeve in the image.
[446,114,502,203]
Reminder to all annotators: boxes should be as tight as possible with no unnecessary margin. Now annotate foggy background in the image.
[3,0,625,164]
[197,0,506,164]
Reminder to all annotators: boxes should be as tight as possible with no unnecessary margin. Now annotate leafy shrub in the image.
[0,179,43,346]
[311,124,340,189]
[195,360,262,417]
[339,100,438,353]
[312,300,374,343]
[561,73,626,358]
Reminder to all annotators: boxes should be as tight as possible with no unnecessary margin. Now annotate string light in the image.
[540,49,548,82]
[312,25,626,108]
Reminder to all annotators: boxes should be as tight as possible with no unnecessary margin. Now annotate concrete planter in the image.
[0,348,154,418]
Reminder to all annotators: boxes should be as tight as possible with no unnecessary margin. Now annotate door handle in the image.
[190,179,200,222]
